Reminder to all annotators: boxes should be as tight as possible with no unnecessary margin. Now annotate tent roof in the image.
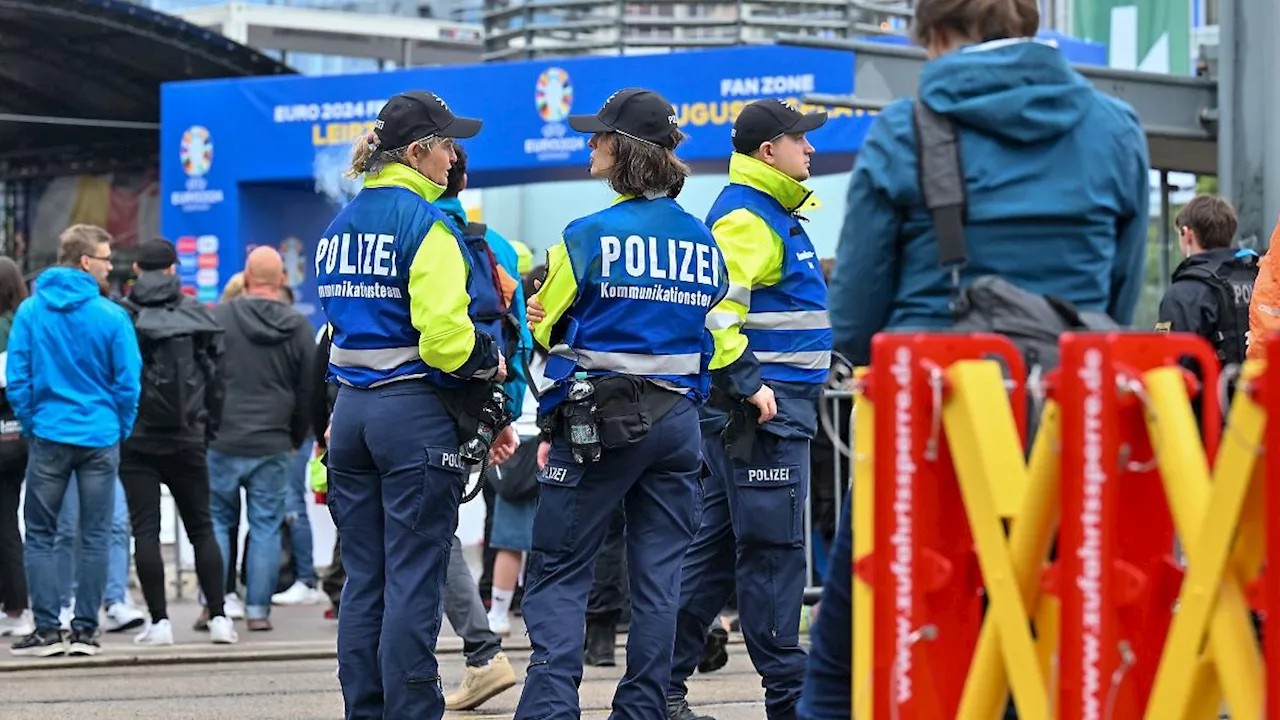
[0,0,294,178]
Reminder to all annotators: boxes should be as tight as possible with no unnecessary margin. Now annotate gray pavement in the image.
[0,599,767,719]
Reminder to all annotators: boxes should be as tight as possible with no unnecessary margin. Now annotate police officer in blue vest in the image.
[666,99,831,720]
[316,90,518,720]
[515,88,728,720]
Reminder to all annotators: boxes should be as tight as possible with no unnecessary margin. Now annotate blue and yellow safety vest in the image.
[533,195,729,415]
[316,164,484,389]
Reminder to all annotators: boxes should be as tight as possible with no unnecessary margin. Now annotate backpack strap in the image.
[913,100,969,292]
[1174,263,1244,362]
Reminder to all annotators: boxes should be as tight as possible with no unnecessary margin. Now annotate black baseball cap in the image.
[731,99,827,155]
[373,90,482,150]
[136,238,178,271]
[568,88,679,149]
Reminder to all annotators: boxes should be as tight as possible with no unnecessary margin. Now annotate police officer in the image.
[1156,194,1258,367]
[515,88,728,720]
[666,99,831,720]
[316,90,517,720]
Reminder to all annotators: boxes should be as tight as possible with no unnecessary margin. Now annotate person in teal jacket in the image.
[826,2,1150,368]
[435,144,533,421]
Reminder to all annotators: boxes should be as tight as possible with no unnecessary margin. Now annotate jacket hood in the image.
[919,39,1094,144]
[35,267,103,311]
[129,271,183,307]
[435,196,468,227]
[226,296,303,345]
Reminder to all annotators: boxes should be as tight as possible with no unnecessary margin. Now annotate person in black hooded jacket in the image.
[207,246,314,632]
[118,238,238,645]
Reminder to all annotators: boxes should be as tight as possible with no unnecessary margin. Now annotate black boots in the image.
[583,619,617,667]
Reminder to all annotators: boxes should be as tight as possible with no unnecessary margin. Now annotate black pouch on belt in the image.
[434,382,490,446]
[722,401,761,464]
[591,375,682,450]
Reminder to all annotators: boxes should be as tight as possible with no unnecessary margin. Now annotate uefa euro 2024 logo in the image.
[172,125,224,212]
[528,68,584,160]
[180,126,213,178]
[535,68,573,125]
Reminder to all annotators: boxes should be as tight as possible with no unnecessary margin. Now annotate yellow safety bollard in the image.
[1141,364,1265,720]
[852,367,874,719]
[942,360,1055,720]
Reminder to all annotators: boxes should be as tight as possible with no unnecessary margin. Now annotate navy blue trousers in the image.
[669,431,810,719]
[328,382,467,720]
[515,400,703,720]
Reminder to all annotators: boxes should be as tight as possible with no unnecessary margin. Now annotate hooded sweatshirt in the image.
[6,267,141,447]
[828,39,1151,365]
[211,295,314,457]
[120,271,226,453]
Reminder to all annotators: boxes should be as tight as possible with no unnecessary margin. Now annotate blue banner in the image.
[160,39,1107,320]
[161,45,869,312]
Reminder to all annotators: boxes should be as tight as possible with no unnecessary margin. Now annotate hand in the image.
[324,425,331,447]
[526,291,546,328]
[537,440,551,469]
[489,425,518,465]
[495,351,508,382]
[747,384,777,424]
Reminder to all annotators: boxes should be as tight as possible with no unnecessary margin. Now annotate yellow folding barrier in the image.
[1141,363,1266,720]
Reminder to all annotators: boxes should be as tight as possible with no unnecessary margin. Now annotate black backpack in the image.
[913,100,1120,377]
[121,298,222,432]
[1172,251,1259,366]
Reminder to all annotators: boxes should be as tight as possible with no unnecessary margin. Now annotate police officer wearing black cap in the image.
[316,90,517,720]
[666,98,831,720]
[516,88,728,720]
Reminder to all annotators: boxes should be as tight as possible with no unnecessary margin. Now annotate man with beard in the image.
[6,224,141,657]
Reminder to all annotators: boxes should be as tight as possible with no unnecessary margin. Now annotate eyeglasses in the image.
[85,253,113,264]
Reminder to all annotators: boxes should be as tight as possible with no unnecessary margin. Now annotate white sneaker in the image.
[223,593,246,620]
[0,611,34,637]
[103,602,146,633]
[59,604,73,631]
[134,619,174,646]
[208,615,239,644]
[271,581,324,606]
[487,611,511,637]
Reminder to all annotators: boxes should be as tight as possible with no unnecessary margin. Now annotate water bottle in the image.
[566,372,601,464]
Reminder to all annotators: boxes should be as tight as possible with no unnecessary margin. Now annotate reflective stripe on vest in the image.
[329,344,420,370]
[315,185,469,389]
[536,197,727,416]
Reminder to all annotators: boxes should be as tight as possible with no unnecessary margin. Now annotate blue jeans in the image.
[798,492,852,720]
[24,438,121,633]
[285,439,316,586]
[56,475,132,609]
[208,449,290,620]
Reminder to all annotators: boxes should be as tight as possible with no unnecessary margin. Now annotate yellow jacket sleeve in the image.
[707,208,784,370]
[408,220,477,373]
[531,240,578,350]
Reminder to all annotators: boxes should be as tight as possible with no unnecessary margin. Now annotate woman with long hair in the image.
[515,88,728,720]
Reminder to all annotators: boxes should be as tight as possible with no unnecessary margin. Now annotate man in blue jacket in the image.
[7,224,141,658]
